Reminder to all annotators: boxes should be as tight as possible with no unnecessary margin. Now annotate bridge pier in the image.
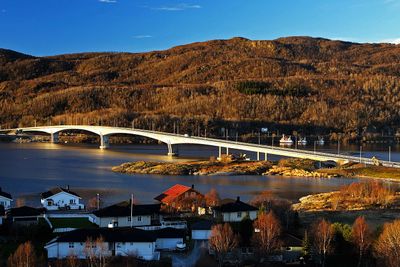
[218,147,222,158]
[167,143,178,157]
[50,133,59,143]
[265,153,268,161]
[99,135,109,149]
[257,152,260,161]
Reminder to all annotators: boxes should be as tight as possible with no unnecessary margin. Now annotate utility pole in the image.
[359,145,362,163]
[258,131,261,145]
[337,140,340,155]
[389,146,392,162]
[130,194,134,228]
[236,132,238,143]
[97,193,100,210]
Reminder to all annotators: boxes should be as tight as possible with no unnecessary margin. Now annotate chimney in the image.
[236,196,240,202]
[191,184,194,189]
[67,185,70,191]
[0,187,2,192]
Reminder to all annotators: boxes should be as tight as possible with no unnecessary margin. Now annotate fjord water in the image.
[0,142,398,207]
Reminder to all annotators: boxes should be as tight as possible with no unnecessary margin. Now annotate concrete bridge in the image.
[2,125,399,167]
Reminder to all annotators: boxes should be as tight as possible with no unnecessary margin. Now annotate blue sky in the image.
[1,0,400,56]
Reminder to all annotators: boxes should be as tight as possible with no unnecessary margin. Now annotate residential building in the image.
[154,184,204,211]
[213,197,258,222]
[92,201,161,228]
[45,227,185,260]
[45,228,159,260]
[191,220,214,240]
[6,206,44,225]
[41,186,84,211]
[0,187,12,209]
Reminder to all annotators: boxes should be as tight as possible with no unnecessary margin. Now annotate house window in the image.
[69,242,74,248]
[138,216,142,222]
[70,199,74,204]
[237,212,242,218]
[191,192,196,197]
[47,200,52,206]
[128,216,131,222]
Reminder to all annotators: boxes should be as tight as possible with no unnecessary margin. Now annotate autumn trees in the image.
[7,241,37,267]
[209,223,239,266]
[352,216,371,267]
[374,219,400,267]
[312,219,334,267]
[252,211,282,257]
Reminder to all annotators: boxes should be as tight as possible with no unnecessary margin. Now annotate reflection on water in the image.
[0,142,399,207]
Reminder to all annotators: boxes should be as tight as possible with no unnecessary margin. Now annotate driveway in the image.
[170,240,209,267]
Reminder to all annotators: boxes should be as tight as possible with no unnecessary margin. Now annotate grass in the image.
[49,218,97,229]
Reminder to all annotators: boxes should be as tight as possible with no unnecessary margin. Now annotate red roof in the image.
[154,184,193,203]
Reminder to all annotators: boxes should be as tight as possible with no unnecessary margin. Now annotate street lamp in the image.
[96,193,100,210]
[359,145,362,163]
[389,146,392,162]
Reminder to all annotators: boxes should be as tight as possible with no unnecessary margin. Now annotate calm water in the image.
[0,142,399,207]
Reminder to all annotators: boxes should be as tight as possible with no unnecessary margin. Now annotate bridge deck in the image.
[1,125,398,168]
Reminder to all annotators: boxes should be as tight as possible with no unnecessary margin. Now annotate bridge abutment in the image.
[99,135,110,149]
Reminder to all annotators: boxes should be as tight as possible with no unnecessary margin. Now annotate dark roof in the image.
[154,227,185,239]
[214,197,258,213]
[41,187,81,199]
[0,188,12,200]
[93,201,161,217]
[281,233,303,247]
[51,228,157,243]
[191,220,214,230]
[6,206,43,217]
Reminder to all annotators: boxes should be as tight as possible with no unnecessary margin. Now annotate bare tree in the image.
[374,219,400,267]
[7,241,36,267]
[84,237,96,267]
[67,250,80,267]
[250,190,274,209]
[352,216,371,267]
[209,223,239,266]
[205,188,221,207]
[312,219,333,267]
[252,211,282,257]
[95,236,108,267]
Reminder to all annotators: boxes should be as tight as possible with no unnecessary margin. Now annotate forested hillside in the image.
[1,37,400,140]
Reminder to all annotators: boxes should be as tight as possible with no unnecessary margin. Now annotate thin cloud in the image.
[99,0,117,3]
[379,38,400,44]
[152,3,201,11]
[133,35,153,39]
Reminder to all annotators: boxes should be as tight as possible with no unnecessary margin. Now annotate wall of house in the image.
[0,197,11,209]
[192,230,211,240]
[115,242,155,260]
[41,192,84,210]
[46,241,156,260]
[155,238,182,251]
[94,215,151,227]
[222,210,257,222]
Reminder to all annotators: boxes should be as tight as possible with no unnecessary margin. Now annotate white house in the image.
[191,220,214,240]
[92,201,161,228]
[41,187,84,211]
[45,227,185,260]
[45,228,159,260]
[0,187,12,210]
[213,197,258,222]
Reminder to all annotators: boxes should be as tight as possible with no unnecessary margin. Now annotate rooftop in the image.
[154,184,197,203]
[93,201,161,217]
[214,197,258,213]
[6,206,44,217]
[41,187,81,199]
[0,187,12,200]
